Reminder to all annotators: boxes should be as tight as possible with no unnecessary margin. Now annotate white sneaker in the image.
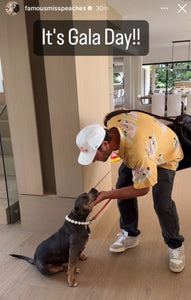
[109,230,139,253]
[169,244,185,273]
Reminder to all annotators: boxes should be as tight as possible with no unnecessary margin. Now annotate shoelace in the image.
[169,247,183,259]
[116,231,127,243]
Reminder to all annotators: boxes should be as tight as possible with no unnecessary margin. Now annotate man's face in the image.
[93,144,112,163]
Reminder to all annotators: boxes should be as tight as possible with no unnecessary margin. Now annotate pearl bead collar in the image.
[65,215,91,225]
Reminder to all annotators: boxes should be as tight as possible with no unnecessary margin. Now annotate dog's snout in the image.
[88,188,98,201]
[89,188,98,194]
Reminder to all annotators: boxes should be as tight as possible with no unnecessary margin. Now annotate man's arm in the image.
[93,185,150,206]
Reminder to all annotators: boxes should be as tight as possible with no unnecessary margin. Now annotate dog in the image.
[10,188,98,287]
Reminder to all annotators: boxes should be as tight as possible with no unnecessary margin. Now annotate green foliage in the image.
[156,81,166,88]
[154,63,191,89]
[113,72,123,84]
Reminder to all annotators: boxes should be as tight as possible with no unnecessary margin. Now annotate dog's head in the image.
[73,188,98,218]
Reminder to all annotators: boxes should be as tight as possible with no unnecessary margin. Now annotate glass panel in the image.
[0,58,4,93]
[147,62,191,95]
[114,72,125,109]
[0,106,20,224]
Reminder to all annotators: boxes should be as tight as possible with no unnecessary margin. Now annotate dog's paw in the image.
[79,253,88,261]
[75,267,80,273]
[68,279,78,287]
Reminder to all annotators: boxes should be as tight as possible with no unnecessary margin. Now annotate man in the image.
[76,110,185,273]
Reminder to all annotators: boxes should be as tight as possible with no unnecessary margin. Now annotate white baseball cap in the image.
[76,124,106,165]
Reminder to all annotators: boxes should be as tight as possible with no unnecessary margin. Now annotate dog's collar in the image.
[65,215,91,225]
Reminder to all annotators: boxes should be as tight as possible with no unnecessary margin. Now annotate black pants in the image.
[116,163,184,249]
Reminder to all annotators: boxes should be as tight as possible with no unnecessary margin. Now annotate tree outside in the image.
[151,62,191,91]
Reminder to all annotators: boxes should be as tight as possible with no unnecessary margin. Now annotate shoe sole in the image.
[109,239,139,253]
[169,264,185,273]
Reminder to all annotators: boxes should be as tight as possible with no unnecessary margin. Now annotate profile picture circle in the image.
[5,1,20,15]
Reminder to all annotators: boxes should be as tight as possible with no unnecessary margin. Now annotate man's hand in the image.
[92,185,150,206]
[93,191,109,206]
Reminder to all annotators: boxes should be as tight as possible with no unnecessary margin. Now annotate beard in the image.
[100,149,112,162]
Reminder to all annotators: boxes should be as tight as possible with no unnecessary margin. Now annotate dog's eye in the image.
[80,193,88,201]
[80,193,87,197]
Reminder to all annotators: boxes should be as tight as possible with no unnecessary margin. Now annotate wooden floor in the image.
[1,167,191,299]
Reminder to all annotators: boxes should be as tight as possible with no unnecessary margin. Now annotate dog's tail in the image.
[10,254,35,265]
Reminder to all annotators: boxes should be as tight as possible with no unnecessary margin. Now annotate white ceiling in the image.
[107,0,191,51]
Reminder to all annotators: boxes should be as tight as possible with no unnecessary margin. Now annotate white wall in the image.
[142,65,150,96]
[143,43,190,65]
[123,56,143,109]
[0,0,44,195]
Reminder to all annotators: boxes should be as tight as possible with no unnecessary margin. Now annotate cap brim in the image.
[78,150,97,165]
